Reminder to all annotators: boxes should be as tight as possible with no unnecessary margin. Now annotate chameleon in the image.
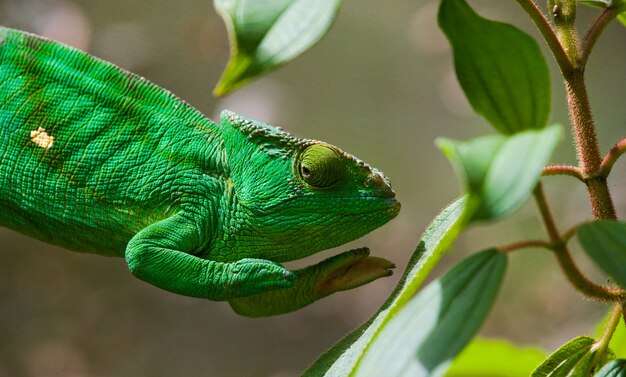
[0,27,400,317]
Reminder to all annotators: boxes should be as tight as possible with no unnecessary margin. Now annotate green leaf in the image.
[437,125,562,222]
[445,338,547,377]
[213,0,342,96]
[438,0,551,134]
[578,221,626,290]
[354,249,507,377]
[303,197,467,376]
[531,336,595,377]
[594,360,626,377]
[571,352,597,377]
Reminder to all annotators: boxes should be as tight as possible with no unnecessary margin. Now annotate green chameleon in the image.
[0,27,400,317]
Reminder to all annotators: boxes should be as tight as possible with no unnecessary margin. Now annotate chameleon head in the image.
[219,110,400,261]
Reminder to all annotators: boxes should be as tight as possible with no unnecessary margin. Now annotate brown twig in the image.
[498,240,554,253]
[534,183,623,302]
[582,6,621,66]
[542,164,584,181]
[600,138,626,178]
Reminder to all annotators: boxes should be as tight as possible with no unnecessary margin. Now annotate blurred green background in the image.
[0,0,624,375]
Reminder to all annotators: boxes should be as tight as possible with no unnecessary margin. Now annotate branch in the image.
[533,183,561,244]
[552,245,623,302]
[600,137,626,178]
[592,303,623,365]
[542,164,584,181]
[561,223,582,244]
[498,239,554,253]
[582,6,620,66]
[534,183,624,302]
[516,0,573,74]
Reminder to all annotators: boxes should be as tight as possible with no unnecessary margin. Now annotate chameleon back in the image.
[0,27,224,255]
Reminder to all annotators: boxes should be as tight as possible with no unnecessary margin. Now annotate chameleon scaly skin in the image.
[0,27,400,317]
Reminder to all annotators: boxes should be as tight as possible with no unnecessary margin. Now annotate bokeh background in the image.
[0,0,625,376]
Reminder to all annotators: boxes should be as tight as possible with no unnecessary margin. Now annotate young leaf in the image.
[354,249,507,377]
[303,197,467,377]
[594,360,626,377]
[437,125,562,222]
[213,0,342,96]
[530,336,595,377]
[438,0,551,134]
[445,338,547,377]
[578,221,626,290]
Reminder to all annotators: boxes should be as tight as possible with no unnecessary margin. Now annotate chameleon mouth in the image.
[350,196,400,217]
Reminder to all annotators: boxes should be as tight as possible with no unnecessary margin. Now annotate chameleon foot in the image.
[315,247,395,297]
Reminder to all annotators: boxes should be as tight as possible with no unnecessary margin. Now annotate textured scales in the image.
[0,27,400,317]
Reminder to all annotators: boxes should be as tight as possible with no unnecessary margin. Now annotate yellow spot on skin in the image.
[30,127,54,149]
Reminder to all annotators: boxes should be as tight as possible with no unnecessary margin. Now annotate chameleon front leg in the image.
[125,213,295,301]
[228,248,395,317]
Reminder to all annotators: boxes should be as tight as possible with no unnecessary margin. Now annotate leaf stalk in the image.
[542,164,584,181]
[600,138,626,178]
[582,6,621,66]
[533,184,623,302]
[591,303,623,365]
[516,0,573,74]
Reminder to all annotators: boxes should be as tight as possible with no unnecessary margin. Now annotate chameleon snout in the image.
[364,171,396,199]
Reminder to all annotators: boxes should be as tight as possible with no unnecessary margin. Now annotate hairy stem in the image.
[601,138,626,178]
[516,0,573,74]
[553,246,623,302]
[518,1,616,218]
[498,240,553,253]
[549,0,581,66]
[565,72,602,172]
[533,184,561,244]
[534,184,623,301]
[592,303,623,364]
[566,71,617,219]
[542,164,584,181]
[582,6,621,66]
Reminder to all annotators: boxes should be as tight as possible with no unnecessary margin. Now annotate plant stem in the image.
[516,1,616,218]
[516,0,573,74]
[498,240,553,253]
[592,303,623,364]
[522,0,624,342]
[542,164,584,181]
[533,183,561,244]
[534,184,623,301]
[566,71,617,220]
[601,138,626,178]
[561,223,581,244]
[518,1,617,219]
[553,247,623,302]
[582,6,621,66]
[565,72,601,172]
[549,0,581,66]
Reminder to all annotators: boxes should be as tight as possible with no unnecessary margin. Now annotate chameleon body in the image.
[0,27,399,317]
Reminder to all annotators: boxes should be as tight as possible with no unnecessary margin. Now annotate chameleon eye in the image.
[298,145,345,188]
